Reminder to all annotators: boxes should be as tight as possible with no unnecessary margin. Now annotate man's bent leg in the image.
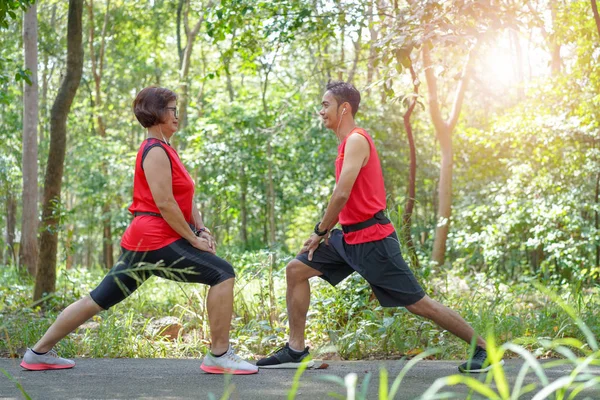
[286,259,322,351]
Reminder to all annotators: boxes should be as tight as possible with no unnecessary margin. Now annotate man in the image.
[257,81,501,373]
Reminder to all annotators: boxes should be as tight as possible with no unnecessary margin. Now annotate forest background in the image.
[1,0,600,387]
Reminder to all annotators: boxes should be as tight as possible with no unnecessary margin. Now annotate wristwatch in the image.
[314,222,328,236]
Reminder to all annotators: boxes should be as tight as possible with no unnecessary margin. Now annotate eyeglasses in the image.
[166,107,178,118]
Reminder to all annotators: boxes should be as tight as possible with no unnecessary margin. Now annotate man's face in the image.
[319,91,341,130]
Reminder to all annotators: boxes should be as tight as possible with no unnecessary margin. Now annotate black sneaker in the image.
[458,346,504,373]
[256,343,315,369]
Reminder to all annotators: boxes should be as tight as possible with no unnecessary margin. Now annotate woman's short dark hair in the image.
[132,87,177,128]
[326,80,361,117]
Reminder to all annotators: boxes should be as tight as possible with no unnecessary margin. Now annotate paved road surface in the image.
[1,358,599,399]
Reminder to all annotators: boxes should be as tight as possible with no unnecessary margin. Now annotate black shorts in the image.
[296,229,425,307]
[90,239,235,309]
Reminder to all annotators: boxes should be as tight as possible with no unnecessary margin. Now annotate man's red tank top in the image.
[120,138,195,251]
[335,128,395,244]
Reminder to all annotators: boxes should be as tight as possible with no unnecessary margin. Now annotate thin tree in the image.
[87,0,113,269]
[177,0,213,132]
[21,2,39,276]
[400,58,420,268]
[35,0,84,302]
[423,43,477,266]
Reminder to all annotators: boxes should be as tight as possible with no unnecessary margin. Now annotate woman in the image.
[21,87,258,375]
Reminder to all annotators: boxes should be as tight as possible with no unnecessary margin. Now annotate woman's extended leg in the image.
[32,296,103,353]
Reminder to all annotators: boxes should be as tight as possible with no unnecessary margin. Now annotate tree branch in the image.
[422,45,446,134]
[592,0,600,39]
[447,43,477,133]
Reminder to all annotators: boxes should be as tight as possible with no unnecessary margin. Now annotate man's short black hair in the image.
[326,80,361,117]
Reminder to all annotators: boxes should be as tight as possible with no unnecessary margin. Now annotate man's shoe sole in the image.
[200,364,259,375]
[20,361,75,371]
[458,359,505,373]
[258,360,315,369]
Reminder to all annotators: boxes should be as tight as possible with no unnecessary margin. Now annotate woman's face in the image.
[160,100,178,135]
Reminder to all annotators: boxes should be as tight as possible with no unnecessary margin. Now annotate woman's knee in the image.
[212,276,235,289]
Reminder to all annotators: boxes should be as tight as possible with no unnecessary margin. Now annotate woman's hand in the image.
[199,231,216,252]
[190,235,216,254]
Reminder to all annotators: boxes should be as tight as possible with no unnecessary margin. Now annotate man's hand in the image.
[299,233,324,261]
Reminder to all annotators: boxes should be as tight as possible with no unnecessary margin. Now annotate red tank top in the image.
[120,138,195,251]
[336,128,395,244]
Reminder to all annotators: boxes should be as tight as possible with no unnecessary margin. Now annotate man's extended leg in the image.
[406,295,502,372]
[406,295,485,347]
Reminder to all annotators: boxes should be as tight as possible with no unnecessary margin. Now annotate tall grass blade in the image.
[287,356,311,400]
[389,349,439,399]
[359,372,372,400]
[533,282,598,351]
[503,343,550,387]
[420,375,501,400]
[566,377,600,400]
[0,368,32,400]
[379,366,389,400]
[486,332,509,399]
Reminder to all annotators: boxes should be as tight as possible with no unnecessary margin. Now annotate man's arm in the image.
[303,132,370,259]
[317,132,370,232]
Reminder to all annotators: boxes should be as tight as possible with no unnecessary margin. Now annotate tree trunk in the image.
[240,164,248,248]
[21,2,39,276]
[178,0,209,133]
[88,0,113,269]
[596,169,600,267]
[400,61,419,268]
[366,1,378,90]
[347,24,362,84]
[592,0,600,38]
[431,130,453,264]
[549,1,561,75]
[266,141,276,246]
[510,29,524,99]
[423,44,474,265]
[35,0,84,302]
[5,193,17,265]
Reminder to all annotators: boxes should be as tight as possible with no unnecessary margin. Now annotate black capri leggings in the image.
[90,239,235,309]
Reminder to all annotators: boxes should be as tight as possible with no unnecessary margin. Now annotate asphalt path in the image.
[1,358,599,399]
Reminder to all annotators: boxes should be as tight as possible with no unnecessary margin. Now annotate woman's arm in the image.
[143,147,214,254]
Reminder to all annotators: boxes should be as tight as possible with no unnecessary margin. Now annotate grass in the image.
[2,249,600,399]
[1,248,599,364]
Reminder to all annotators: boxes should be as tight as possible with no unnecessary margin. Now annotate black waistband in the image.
[133,211,163,218]
[341,210,391,233]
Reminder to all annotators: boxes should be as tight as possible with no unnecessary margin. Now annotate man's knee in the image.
[406,295,438,319]
[286,259,318,284]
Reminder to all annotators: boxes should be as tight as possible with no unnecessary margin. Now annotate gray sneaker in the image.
[20,348,75,371]
[200,345,259,375]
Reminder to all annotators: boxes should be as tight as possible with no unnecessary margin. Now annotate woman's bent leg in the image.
[206,277,234,355]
